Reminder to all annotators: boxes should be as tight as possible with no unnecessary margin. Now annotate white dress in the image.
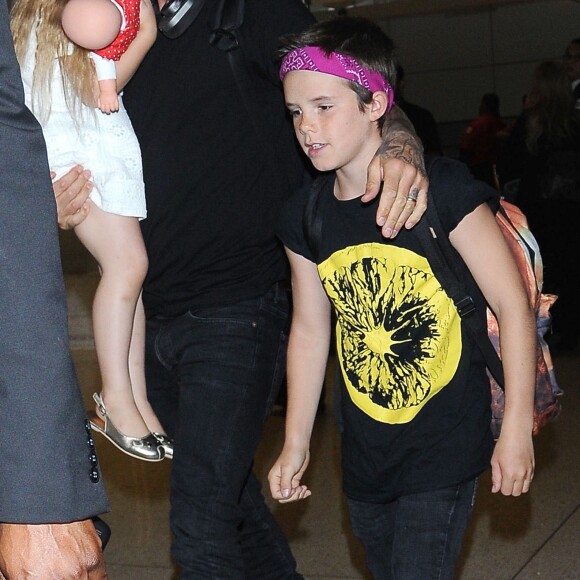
[20,30,146,219]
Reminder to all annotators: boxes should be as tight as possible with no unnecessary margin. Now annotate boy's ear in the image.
[369,91,389,121]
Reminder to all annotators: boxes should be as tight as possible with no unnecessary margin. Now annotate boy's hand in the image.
[268,448,311,503]
[490,427,535,496]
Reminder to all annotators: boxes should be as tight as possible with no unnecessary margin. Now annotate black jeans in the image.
[145,283,301,579]
[348,478,479,580]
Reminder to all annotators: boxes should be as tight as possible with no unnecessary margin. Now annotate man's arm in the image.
[363,105,429,239]
[0,1,108,576]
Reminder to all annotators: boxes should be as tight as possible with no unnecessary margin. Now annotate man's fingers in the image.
[404,184,428,230]
[53,166,92,230]
[62,203,90,230]
[376,161,416,237]
[361,155,383,203]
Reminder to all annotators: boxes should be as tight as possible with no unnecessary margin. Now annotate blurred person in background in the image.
[460,92,505,187]
[497,61,580,352]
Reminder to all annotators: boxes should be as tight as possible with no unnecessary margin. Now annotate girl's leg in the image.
[74,202,150,437]
[129,294,167,433]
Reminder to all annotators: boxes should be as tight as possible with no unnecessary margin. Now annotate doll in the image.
[62,0,141,113]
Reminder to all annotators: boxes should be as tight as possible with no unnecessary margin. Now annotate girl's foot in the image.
[152,433,174,459]
[133,398,174,458]
[89,393,165,462]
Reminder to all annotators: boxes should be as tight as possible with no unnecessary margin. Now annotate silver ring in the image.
[407,188,419,203]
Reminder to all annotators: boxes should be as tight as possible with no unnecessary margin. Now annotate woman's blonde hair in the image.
[525,61,576,155]
[10,0,95,121]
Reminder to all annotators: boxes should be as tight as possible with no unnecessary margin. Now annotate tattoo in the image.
[378,105,426,176]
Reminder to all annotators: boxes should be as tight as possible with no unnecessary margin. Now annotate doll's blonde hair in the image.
[10,0,96,122]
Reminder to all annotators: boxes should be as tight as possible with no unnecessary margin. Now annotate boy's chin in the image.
[311,160,338,173]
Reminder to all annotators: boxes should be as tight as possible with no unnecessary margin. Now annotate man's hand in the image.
[362,105,429,238]
[53,165,92,230]
[0,520,107,579]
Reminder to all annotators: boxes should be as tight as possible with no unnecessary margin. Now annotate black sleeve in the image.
[0,2,109,522]
[276,185,316,262]
[428,157,499,235]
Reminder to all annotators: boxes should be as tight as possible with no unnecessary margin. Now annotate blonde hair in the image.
[525,61,576,155]
[10,0,96,122]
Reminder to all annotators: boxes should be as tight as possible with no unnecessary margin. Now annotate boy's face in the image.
[283,70,383,174]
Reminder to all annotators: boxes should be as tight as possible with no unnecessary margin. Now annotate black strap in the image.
[209,0,245,51]
[303,174,333,260]
[416,157,505,387]
[209,0,296,187]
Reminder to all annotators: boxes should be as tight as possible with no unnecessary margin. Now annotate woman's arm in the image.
[363,105,429,238]
[268,249,332,503]
[450,203,536,496]
[116,0,157,91]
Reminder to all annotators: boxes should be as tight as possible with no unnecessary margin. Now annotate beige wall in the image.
[373,0,580,123]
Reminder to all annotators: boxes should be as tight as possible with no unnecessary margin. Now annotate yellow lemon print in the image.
[319,243,461,424]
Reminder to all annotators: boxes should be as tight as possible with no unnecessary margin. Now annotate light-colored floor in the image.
[65,272,579,580]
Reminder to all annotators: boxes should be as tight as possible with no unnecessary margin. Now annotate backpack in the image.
[303,158,563,438]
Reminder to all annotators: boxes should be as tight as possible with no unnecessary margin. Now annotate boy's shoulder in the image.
[426,155,479,190]
[425,155,499,231]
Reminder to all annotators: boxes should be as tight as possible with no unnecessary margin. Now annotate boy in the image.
[268,17,536,579]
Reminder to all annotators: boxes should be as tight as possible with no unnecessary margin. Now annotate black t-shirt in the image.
[123,0,315,318]
[278,158,496,502]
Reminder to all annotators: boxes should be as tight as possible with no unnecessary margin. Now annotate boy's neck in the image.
[334,135,382,201]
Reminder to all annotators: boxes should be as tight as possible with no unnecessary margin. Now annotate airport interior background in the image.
[57,0,579,578]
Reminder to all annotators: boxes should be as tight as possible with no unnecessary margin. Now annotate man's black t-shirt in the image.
[123,0,314,318]
[278,158,496,502]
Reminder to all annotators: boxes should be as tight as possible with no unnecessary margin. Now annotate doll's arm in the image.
[97,78,120,113]
[115,0,157,91]
[89,53,119,113]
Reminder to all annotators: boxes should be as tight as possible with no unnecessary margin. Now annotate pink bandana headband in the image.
[280,46,394,112]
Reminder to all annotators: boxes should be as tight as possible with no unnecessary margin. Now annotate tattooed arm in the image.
[363,105,429,238]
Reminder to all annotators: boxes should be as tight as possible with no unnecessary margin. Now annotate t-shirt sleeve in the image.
[276,185,315,262]
[429,157,499,234]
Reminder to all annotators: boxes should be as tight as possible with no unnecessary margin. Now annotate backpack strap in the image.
[416,157,505,388]
[209,0,244,51]
[208,0,297,186]
[303,173,334,261]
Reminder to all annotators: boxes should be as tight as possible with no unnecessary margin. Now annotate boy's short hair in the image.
[278,17,397,126]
